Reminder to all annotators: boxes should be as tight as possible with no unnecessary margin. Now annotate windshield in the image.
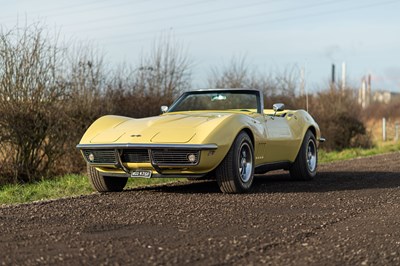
[168,91,260,113]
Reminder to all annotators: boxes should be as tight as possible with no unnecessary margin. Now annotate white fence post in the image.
[382,118,386,142]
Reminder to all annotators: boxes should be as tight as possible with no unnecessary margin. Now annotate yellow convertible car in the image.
[77,89,325,193]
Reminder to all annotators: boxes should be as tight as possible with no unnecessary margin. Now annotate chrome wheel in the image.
[290,130,317,181]
[238,142,253,183]
[306,139,317,172]
[216,132,254,193]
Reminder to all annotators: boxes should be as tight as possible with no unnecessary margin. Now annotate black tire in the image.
[87,164,128,192]
[289,130,318,181]
[216,132,254,193]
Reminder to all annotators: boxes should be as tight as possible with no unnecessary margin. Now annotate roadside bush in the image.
[308,88,373,151]
[0,24,71,184]
[363,97,400,120]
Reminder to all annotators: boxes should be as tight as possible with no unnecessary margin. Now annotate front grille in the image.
[151,150,200,166]
[82,149,117,164]
[82,148,200,166]
[121,149,150,163]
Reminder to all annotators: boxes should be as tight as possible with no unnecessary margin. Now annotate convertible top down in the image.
[77,89,324,193]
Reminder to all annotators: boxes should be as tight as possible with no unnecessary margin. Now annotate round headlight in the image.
[88,153,95,162]
[187,154,197,163]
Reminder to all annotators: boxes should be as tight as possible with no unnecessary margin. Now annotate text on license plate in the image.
[131,170,152,178]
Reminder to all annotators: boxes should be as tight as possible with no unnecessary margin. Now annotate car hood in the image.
[89,113,233,144]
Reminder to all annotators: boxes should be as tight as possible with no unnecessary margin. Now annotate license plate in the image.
[131,170,152,178]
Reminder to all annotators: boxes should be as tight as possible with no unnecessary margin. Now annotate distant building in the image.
[372,90,400,104]
[357,74,400,108]
[358,76,371,108]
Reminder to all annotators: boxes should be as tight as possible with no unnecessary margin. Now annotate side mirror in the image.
[273,103,285,112]
[272,103,285,117]
[161,105,169,113]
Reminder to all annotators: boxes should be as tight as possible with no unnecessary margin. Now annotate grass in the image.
[1,142,399,205]
[319,141,400,163]
[0,175,179,205]
[0,174,92,205]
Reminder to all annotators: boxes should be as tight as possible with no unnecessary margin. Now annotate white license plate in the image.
[130,170,152,178]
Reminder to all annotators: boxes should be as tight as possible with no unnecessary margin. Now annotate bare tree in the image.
[63,42,110,127]
[207,55,252,88]
[206,55,301,105]
[105,34,193,118]
[0,23,70,183]
[309,88,372,151]
[273,65,300,98]
[136,34,192,102]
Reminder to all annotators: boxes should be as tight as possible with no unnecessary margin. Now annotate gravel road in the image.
[1,152,400,265]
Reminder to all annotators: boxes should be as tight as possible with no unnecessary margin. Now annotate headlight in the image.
[187,153,197,163]
[88,153,95,162]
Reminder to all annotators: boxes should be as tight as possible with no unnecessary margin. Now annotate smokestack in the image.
[367,74,372,106]
[358,78,363,105]
[331,64,335,85]
[341,62,346,93]
[300,66,305,96]
[361,78,366,109]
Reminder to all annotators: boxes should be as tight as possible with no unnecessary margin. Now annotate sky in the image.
[1,0,400,93]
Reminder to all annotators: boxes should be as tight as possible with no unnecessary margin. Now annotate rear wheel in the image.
[87,164,128,192]
[216,132,254,193]
[289,130,317,181]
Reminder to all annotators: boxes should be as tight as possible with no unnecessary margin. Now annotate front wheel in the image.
[216,132,254,193]
[87,164,128,192]
[289,130,318,181]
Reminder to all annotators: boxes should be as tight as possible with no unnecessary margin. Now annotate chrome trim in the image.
[115,149,130,174]
[160,105,169,113]
[150,159,163,174]
[77,143,218,150]
[238,142,253,183]
[306,139,317,172]
[272,103,285,112]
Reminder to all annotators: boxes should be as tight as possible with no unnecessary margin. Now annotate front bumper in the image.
[76,143,219,176]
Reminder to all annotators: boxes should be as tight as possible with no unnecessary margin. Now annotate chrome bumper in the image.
[76,143,218,175]
[76,143,218,150]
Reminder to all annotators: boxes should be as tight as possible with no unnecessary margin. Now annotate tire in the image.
[87,164,128,192]
[289,130,318,181]
[216,132,255,193]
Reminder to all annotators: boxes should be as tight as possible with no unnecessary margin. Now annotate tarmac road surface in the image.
[1,152,400,265]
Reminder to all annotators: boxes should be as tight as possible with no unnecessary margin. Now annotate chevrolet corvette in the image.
[77,89,325,193]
